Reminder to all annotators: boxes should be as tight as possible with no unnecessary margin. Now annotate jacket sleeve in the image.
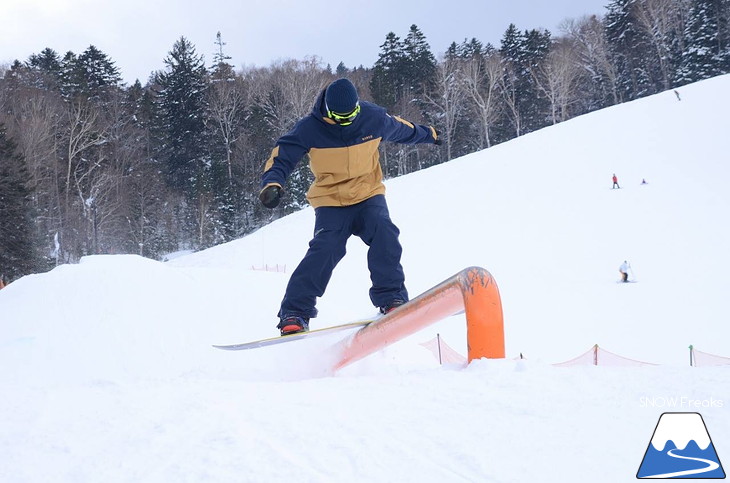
[261,123,309,188]
[380,112,438,145]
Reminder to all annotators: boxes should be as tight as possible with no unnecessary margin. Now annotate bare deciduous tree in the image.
[633,0,691,90]
[209,72,245,183]
[424,56,465,161]
[532,39,582,124]
[5,87,63,256]
[64,100,107,202]
[125,162,167,257]
[498,60,522,138]
[251,57,330,135]
[461,52,502,148]
[562,15,620,106]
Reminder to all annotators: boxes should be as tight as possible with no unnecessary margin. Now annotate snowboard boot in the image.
[277,315,309,336]
[379,299,406,315]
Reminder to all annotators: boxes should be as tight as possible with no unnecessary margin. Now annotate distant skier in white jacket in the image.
[619,261,630,282]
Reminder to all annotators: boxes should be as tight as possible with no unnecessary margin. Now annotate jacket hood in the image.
[311,89,331,124]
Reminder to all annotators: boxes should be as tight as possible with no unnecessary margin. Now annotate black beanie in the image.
[325,79,359,113]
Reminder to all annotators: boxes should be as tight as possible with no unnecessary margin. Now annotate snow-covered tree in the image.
[605,0,655,100]
[401,24,437,101]
[154,37,210,195]
[632,0,689,91]
[424,55,464,161]
[370,32,405,109]
[561,15,620,110]
[532,38,582,124]
[0,124,40,279]
[677,0,728,84]
[497,25,551,139]
[153,37,213,248]
[26,48,63,91]
[61,45,121,102]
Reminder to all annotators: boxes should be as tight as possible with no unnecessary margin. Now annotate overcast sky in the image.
[3,0,610,85]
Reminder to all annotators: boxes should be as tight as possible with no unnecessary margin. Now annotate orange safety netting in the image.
[250,264,286,273]
[419,335,467,365]
[554,344,657,367]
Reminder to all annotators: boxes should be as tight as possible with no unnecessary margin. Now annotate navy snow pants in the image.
[278,195,408,319]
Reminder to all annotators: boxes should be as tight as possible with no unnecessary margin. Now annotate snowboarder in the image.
[259,78,441,335]
[619,261,630,283]
[612,174,620,189]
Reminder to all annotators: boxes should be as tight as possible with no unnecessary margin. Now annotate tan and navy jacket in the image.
[261,89,439,208]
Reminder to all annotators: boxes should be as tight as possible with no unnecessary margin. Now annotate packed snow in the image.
[1,75,729,482]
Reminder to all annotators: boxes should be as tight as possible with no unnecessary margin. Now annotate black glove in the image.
[434,129,443,146]
[259,183,283,208]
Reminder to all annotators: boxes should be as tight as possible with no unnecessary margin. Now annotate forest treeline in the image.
[1,0,729,281]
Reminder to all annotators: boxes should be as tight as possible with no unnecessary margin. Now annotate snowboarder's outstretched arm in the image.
[377,108,440,146]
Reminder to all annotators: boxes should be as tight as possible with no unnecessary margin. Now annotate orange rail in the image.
[332,266,504,371]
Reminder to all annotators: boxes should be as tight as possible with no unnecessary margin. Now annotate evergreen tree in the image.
[604,0,654,100]
[460,38,488,59]
[26,48,63,90]
[335,61,348,76]
[60,46,121,101]
[125,160,168,258]
[521,28,552,132]
[722,0,730,70]
[401,24,437,99]
[445,41,460,60]
[563,14,620,110]
[724,0,730,68]
[153,37,213,248]
[211,31,235,82]
[677,0,728,84]
[154,37,210,196]
[496,25,524,141]
[59,51,78,98]
[0,124,40,279]
[209,32,245,243]
[500,24,524,65]
[370,26,437,175]
[127,79,155,129]
[632,0,688,91]
[370,32,405,108]
[497,25,551,139]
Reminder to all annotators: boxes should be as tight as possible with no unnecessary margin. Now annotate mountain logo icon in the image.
[637,412,725,479]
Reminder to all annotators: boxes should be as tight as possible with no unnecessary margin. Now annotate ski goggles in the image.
[327,103,361,126]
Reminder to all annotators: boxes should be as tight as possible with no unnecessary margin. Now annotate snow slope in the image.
[1,75,729,482]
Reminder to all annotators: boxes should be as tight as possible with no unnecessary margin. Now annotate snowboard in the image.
[213,319,374,351]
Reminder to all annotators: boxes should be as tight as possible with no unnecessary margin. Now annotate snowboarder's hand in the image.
[433,129,442,146]
[259,183,283,209]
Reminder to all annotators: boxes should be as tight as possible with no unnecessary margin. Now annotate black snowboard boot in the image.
[277,316,310,336]
[379,299,406,315]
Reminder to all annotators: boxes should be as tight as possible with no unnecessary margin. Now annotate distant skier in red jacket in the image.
[612,174,620,189]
